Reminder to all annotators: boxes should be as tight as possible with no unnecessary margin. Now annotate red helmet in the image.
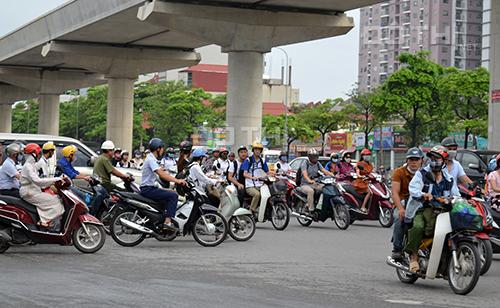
[360,148,372,155]
[24,143,42,156]
[427,145,449,160]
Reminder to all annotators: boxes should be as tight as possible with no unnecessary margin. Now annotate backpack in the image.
[296,167,303,186]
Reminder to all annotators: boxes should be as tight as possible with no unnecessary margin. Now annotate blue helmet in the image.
[192,148,207,158]
[148,138,165,152]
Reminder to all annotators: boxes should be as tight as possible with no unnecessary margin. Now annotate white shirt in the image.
[276,161,290,174]
[188,162,218,191]
[214,158,230,176]
[161,157,177,172]
[444,159,466,184]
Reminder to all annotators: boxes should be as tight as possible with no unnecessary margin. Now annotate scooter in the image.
[0,178,106,254]
[338,172,394,228]
[219,184,256,241]
[242,177,290,231]
[289,176,351,230]
[386,197,482,295]
[109,180,228,247]
[458,183,500,275]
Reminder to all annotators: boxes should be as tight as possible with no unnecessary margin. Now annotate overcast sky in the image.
[0,0,360,103]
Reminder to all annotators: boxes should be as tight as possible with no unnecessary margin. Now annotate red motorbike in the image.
[338,172,394,228]
[0,178,106,254]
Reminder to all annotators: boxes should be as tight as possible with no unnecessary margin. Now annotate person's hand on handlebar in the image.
[423,193,433,201]
[176,179,187,186]
[83,175,92,182]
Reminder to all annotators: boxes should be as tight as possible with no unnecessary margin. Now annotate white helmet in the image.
[6,143,22,156]
[307,148,318,156]
[101,140,115,150]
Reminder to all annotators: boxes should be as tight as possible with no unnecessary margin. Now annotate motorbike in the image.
[109,180,228,247]
[458,183,500,275]
[338,172,394,228]
[242,177,290,231]
[0,178,106,254]
[386,196,482,295]
[218,183,256,241]
[289,176,351,230]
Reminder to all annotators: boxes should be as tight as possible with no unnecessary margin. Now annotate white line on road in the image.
[385,299,424,305]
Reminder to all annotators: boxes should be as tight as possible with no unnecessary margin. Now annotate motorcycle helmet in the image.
[179,140,193,153]
[101,140,115,151]
[42,142,56,152]
[307,148,319,159]
[441,137,458,148]
[5,143,22,156]
[237,145,248,153]
[62,145,78,158]
[252,141,264,150]
[148,138,165,152]
[360,148,372,156]
[406,147,424,159]
[24,143,42,157]
[427,145,449,160]
[192,148,208,158]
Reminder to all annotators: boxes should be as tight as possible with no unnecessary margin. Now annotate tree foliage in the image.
[262,114,315,154]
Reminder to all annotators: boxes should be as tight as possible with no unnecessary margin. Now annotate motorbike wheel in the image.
[155,231,178,242]
[271,201,290,231]
[448,241,481,295]
[378,207,394,228]
[479,239,493,276]
[0,243,10,253]
[192,212,228,247]
[333,202,350,230]
[110,210,146,247]
[296,202,313,227]
[73,224,106,254]
[97,209,112,235]
[396,267,418,284]
[228,215,256,242]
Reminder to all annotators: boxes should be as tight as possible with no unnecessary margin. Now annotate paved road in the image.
[1,220,499,308]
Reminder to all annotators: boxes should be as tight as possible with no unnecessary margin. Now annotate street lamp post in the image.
[274,47,291,156]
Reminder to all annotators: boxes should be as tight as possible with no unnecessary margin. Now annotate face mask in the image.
[448,150,456,160]
[167,153,175,159]
[280,156,287,162]
[16,154,24,163]
[345,158,351,163]
[429,160,443,172]
[331,159,338,163]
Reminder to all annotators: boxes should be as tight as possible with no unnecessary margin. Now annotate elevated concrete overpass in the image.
[0,0,386,150]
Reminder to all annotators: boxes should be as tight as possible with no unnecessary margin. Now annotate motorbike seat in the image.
[117,192,162,208]
[341,184,366,203]
[0,195,40,222]
[294,188,308,198]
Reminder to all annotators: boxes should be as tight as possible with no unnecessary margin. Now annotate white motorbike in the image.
[386,197,482,295]
[219,184,256,241]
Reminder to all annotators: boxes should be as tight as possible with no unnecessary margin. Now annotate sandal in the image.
[37,221,53,229]
[409,261,419,273]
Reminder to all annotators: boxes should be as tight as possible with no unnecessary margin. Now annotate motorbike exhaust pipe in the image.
[386,256,411,273]
[119,218,154,235]
[0,230,12,242]
[290,211,313,221]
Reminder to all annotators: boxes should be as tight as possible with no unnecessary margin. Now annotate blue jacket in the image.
[58,157,79,179]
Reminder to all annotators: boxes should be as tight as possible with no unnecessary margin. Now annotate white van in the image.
[0,133,142,189]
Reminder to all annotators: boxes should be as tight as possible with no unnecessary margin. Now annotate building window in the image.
[187,72,193,86]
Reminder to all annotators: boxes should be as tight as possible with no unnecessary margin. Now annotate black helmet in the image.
[406,147,424,159]
[279,151,287,157]
[237,145,248,153]
[148,138,165,152]
[166,147,175,154]
[441,137,458,148]
[179,140,192,152]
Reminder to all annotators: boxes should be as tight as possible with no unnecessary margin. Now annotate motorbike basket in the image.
[450,201,483,232]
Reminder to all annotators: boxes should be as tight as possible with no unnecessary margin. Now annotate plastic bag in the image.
[450,198,483,231]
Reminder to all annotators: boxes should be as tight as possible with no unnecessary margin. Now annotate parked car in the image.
[0,133,142,190]
[456,149,497,186]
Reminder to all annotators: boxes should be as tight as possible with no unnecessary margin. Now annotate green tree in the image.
[262,114,315,154]
[378,52,444,146]
[298,98,346,155]
[12,100,38,134]
[438,67,489,148]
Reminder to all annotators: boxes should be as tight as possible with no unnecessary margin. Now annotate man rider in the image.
[390,147,424,260]
[0,143,22,197]
[441,137,472,185]
[35,142,56,183]
[140,138,187,231]
[177,141,192,173]
[241,142,270,213]
[213,147,230,177]
[228,145,249,204]
[404,146,460,273]
[111,148,122,166]
[130,150,144,170]
[299,148,334,212]
[203,148,220,172]
[161,147,177,172]
[93,141,131,193]
[275,151,290,176]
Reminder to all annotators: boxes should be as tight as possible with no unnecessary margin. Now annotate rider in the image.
[203,148,220,172]
[275,151,290,176]
[118,150,131,168]
[404,145,460,273]
[335,150,355,181]
[0,143,23,197]
[111,148,122,167]
[228,146,248,204]
[241,142,270,213]
[299,148,334,212]
[188,148,219,192]
[130,150,144,170]
[228,152,236,163]
[161,147,177,172]
[487,154,500,211]
[390,147,424,260]
[355,148,374,214]
[35,142,56,190]
[213,147,230,177]
[20,143,64,231]
[177,140,192,173]
[58,145,107,215]
[93,141,131,193]
[440,137,472,185]
[140,138,186,231]
[325,152,339,174]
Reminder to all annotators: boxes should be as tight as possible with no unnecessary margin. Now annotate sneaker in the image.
[391,251,403,261]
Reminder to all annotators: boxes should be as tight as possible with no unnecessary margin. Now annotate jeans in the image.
[392,208,404,252]
[89,185,108,216]
[70,186,89,204]
[0,188,20,198]
[140,186,178,218]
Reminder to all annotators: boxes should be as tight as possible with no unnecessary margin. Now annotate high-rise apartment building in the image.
[358,0,483,92]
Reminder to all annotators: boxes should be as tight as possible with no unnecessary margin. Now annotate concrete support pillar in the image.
[489,1,500,149]
[226,51,264,147]
[106,78,134,152]
[38,94,60,135]
[0,104,12,133]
